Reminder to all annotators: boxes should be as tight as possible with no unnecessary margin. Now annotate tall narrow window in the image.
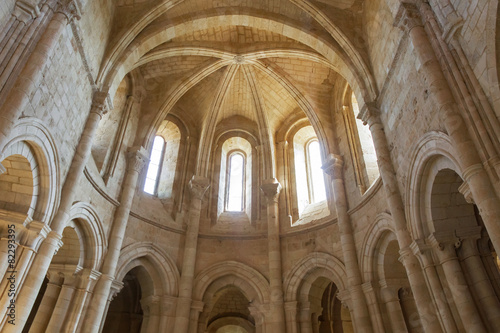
[144,136,165,195]
[307,140,326,203]
[226,153,245,211]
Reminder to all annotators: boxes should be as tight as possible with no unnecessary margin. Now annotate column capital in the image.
[108,279,124,302]
[260,179,282,203]
[394,2,423,33]
[188,176,210,200]
[53,0,81,22]
[89,91,112,119]
[13,0,40,23]
[126,146,149,173]
[321,154,343,179]
[458,181,474,204]
[358,102,382,126]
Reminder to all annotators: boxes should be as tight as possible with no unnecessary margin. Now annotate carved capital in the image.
[394,2,423,33]
[13,0,40,23]
[321,154,344,179]
[126,146,149,173]
[109,279,124,302]
[54,0,81,22]
[90,91,110,119]
[358,102,381,126]
[188,176,210,200]
[260,179,282,203]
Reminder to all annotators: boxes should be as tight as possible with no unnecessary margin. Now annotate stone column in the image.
[322,155,372,332]
[395,2,500,255]
[362,282,385,333]
[95,280,123,333]
[159,295,177,332]
[61,269,101,333]
[299,301,313,333]
[188,300,204,333]
[173,176,210,333]
[0,0,81,169]
[45,273,77,332]
[284,301,298,333]
[408,241,457,332]
[429,233,486,332]
[249,305,265,333]
[358,103,446,332]
[82,147,148,333]
[28,272,63,333]
[0,91,109,332]
[459,235,500,329]
[261,179,286,333]
[142,296,161,332]
[380,286,407,333]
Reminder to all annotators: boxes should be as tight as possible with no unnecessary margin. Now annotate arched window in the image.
[226,153,245,212]
[144,136,165,195]
[293,126,328,216]
[307,140,326,203]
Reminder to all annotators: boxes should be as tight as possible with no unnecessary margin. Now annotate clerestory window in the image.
[306,140,326,203]
[225,153,245,211]
[144,135,165,195]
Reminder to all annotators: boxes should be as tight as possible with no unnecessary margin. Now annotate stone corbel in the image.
[336,289,351,310]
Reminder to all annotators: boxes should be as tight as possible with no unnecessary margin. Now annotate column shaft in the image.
[82,147,147,333]
[323,155,372,332]
[358,104,445,332]
[396,2,500,255]
[173,176,210,333]
[28,278,62,333]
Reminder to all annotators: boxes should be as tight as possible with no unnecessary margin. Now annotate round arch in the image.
[67,202,107,271]
[1,118,60,224]
[360,212,396,282]
[405,131,463,239]
[115,242,180,297]
[283,252,347,302]
[193,261,270,305]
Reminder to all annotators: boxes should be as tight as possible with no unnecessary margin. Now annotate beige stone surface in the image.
[0,0,500,332]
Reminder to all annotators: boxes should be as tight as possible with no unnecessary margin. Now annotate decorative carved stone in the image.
[90,91,110,118]
[260,179,282,204]
[322,154,344,179]
[358,102,381,126]
[126,147,149,173]
[13,0,40,23]
[394,2,423,33]
[55,0,81,22]
[188,176,210,200]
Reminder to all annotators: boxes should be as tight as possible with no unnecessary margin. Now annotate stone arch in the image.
[115,242,180,297]
[485,0,500,116]
[193,261,270,305]
[67,202,107,271]
[1,118,60,223]
[283,252,347,302]
[360,212,395,282]
[207,317,255,333]
[405,131,462,239]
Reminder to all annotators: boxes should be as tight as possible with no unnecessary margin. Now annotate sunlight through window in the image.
[227,154,244,211]
[144,136,164,194]
[308,140,326,203]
